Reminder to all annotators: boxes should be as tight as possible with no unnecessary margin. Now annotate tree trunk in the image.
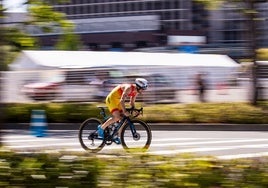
[0,8,5,147]
[248,0,258,105]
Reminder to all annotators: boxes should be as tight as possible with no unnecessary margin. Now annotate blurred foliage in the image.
[3,103,98,123]
[194,0,224,9]
[27,1,83,51]
[27,1,75,34]
[55,32,83,51]
[2,102,268,124]
[1,150,268,187]
[4,27,38,51]
[144,103,268,124]
[257,48,268,60]
[0,0,82,66]
[0,150,99,187]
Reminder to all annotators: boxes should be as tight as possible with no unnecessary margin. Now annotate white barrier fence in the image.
[1,66,254,104]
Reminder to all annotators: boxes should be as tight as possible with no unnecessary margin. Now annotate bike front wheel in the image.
[121,119,152,152]
[78,118,105,153]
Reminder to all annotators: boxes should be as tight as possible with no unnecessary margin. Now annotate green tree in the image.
[27,1,82,50]
[27,1,71,33]
[0,0,74,146]
[55,28,83,50]
[257,48,268,60]
[0,0,77,66]
[0,3,5,147]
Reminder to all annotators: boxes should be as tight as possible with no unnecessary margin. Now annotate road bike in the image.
[78,106,152,153]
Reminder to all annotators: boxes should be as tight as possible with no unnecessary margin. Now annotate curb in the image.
[2,123,268,131]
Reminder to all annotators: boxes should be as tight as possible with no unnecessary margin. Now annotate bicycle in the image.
[78,106,152,153]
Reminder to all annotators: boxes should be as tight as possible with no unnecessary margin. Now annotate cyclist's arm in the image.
[120,86,131,115]
[129,94,137,108]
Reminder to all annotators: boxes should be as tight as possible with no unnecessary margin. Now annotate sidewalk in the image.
[178,88,250,103]
[2,123,268,131]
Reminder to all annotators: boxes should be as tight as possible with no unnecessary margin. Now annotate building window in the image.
[164,1,171,9]
[175,22,180,30]
[116,3,120,12]
[136,41,147,48]
[163,11,171,20]
[146,1,154,10]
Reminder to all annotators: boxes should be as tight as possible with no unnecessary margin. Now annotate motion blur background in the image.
[2,50,252,103]
[1,0,268,104]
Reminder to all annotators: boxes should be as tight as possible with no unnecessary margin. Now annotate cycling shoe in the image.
[113,137,121,144]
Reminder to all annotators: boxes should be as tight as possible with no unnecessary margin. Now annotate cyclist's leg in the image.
[98,110,122,143]
[97,95,121,137]
[113,136,121,144]
[110,110,123,144]
[97,124,104,138]
[101,110,121,129]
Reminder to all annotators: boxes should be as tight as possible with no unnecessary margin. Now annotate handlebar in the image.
[126,107,143,118]
[97,106,143,118]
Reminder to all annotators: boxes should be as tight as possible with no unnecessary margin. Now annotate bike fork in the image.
[127,118,137,137]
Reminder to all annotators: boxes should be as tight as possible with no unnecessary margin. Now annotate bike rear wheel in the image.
[78,118,105,153]
[121,119,152,152]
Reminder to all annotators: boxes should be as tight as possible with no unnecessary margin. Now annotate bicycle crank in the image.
[105,136,113,145]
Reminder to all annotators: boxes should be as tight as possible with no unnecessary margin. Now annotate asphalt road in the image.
[2,124,268,160]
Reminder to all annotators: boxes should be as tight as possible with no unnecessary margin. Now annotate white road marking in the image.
[2,137,77,143]
[3,133,268,159]
[217,152,268,160]
[148,143,268,155]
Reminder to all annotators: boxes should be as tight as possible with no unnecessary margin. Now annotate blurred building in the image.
[206,2,268,59]
[3,1,268,59]
[28,0,209,51]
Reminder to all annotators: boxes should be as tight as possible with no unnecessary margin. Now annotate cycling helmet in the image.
[135,78,148,90]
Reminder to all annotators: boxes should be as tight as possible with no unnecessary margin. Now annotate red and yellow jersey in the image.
[106,84,137,113]
[116,84,137,97]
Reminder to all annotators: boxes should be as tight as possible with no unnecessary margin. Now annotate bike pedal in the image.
[88,132,98,139]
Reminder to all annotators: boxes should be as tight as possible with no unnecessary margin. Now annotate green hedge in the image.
[2,102,268,124]
[257,48,268,60]
[1,150,268,187]
[3,103,99,123]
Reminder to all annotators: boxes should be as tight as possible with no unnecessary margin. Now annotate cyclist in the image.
[97,78,148,144]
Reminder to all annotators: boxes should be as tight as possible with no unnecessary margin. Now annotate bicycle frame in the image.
[98,107,139,141]
[109,116,137,139]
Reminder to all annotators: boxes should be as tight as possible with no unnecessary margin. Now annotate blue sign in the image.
[178,45,199,53]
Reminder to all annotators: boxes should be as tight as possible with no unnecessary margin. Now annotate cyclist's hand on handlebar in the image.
[126,107,143,117]
[132,109,140,117]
